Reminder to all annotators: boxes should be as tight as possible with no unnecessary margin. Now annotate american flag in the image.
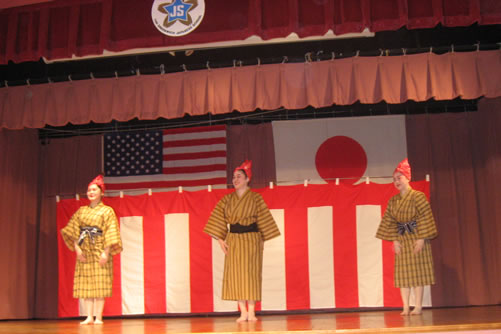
[103,125,228,193]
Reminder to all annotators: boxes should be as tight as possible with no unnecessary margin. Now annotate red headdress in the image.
[234,160,252,181]
[88,175,105,192]
[394,158,411,181]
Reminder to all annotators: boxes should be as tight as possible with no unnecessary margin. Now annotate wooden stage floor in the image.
[1,306,501,334]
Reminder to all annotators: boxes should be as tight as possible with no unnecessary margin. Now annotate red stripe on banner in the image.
[162,164,227,175]
[163,125,226,135]
[285,207,310,310]
[143,214,167,314]
[163,151,227,161]
[380,211,401,307]
[103,246,122,316]
[104,198,123,315]
[105,177,228,190]
[57,200,81,318]
[382,235,400,306]
[163,137,226,148]
[189,192,216,313]
[378,186,402,307]
[332,194,359,308]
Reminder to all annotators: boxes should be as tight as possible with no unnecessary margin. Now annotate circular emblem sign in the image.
[152,0,205,37]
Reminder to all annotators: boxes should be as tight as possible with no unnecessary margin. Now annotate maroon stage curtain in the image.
[34,135,102,319]
[0,128,40,319]
[226,123,277,189]
[1,0,501,64]
[407,97,501,307]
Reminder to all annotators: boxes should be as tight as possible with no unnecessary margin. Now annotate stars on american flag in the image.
[104,131,163,176]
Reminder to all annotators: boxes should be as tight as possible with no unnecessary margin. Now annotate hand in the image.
[414,239,425,254]
[218,239,229,255]
[76,248,86,262]
[393,240,401,254]
[99,252,109,266]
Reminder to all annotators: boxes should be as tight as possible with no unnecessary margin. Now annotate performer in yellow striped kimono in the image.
[376,159,438,316]
[204,160,280,322]
[61,175,122,325]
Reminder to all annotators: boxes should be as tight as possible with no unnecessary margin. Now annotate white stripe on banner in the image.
[423,285,432,307]
[262,209,286,311]
[211,238,238,312]
[120,216,145,315]
[163,144,226,154]
[163,130,226,141]
[165,213,191,313]
[308,206,335,308]
[356,205,383,307]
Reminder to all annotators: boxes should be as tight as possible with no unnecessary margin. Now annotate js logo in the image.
[152,0,205,37]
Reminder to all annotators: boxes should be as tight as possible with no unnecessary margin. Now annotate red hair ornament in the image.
[234,160,252,181]
[394,158,411,181]
[88,175,105,192]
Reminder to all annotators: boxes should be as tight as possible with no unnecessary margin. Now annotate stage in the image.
[1,306,500,334]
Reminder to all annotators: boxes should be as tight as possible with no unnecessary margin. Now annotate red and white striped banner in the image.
[57,181,431,317]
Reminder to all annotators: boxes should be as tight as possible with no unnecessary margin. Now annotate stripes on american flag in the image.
[57,181,432,317]
[103,125,227,193]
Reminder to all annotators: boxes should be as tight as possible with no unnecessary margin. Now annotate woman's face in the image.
[232,170,249,190]
[87,184,103,202]
[393,171,409,192]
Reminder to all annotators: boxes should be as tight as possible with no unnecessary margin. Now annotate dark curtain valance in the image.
[1,0,501,64]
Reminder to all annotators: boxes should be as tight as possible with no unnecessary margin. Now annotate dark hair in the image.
[88,183,104,192]
[236,169,248,179]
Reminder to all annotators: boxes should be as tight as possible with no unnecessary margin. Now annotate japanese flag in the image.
[272,115,407,185]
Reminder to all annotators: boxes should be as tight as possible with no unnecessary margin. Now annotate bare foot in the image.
[410,308,422,315]
[236,314,248,323]
[400,308,410,316]
[248,315,258,322]
[94,319,103,325]
[79,317,94,325]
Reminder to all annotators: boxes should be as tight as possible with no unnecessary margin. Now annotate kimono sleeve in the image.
[414,191,438,240]
[375,198,398,241]
[60,207,82,252]
[103,206,123,256]
[255,193,280,242]
[204,195,229,240]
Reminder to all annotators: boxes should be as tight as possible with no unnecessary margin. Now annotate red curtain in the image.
[33,135,102,319]
[1,50,501,130]
[226,124,276,189]
[1,0,501,64]
[0,129,40,319]
[406,97,501,306]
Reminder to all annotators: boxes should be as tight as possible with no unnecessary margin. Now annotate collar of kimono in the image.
[399,186,413,200]
[89,201,103,209]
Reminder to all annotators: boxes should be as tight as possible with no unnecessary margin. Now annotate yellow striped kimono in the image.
[61,202,122,298]
[204,189,280,301]
[376,188,438,288]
